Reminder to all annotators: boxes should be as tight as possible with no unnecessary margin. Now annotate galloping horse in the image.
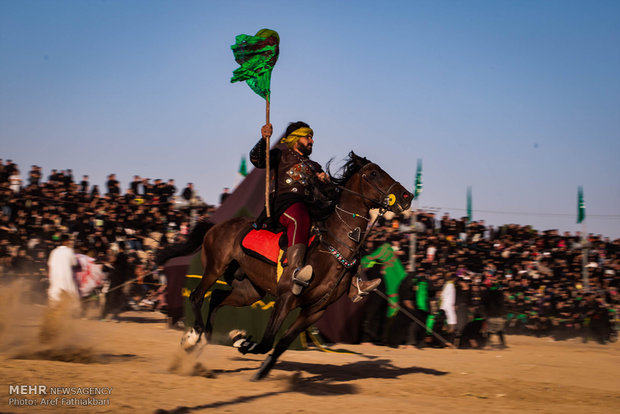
[181,152,412,380]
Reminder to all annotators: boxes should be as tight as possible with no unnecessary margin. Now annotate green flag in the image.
[413,159,423,199]
[238,156,248,177]
[230,29,280,99]
[577,186,585,223]
[467,186,472,222]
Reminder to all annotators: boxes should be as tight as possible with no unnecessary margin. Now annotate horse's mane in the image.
[326,151,371,188]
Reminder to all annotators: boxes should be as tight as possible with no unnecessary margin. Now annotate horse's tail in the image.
[155,220,214,266]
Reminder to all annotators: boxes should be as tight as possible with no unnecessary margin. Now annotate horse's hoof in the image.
[251,355,275,381]
[180,328,202,351]
[229,329,247,342]
[232,337,259,355]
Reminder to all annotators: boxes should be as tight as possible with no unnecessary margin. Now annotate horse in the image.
[178,152,412,380]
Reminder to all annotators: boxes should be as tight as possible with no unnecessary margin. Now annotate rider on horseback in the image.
[250,122,381,300]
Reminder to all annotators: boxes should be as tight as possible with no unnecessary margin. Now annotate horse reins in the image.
[313,166,398,308]
[313,208,385,309]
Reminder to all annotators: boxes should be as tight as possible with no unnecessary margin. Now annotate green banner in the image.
[413,159,423,199]
[577,185,586,224]
[230,29,280,99]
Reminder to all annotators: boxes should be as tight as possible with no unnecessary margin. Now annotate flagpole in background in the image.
[409,159,423,274]
[577,186,589,291]
[234,156,249,189]
[466,186,473,224]
[230,28,280,218]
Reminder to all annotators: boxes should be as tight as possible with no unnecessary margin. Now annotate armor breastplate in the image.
[273,145,318,197]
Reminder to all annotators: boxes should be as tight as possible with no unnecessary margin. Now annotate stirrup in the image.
[351,277,381,303]
[291,265,312,295]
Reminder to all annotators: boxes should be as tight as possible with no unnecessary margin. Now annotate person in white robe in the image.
[47,234,79,304]
[440,274,457,337]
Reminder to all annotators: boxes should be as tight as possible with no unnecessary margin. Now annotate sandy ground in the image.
[0,287,619,414]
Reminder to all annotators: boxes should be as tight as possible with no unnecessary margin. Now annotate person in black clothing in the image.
[79,175,89,193]
[250,121,380,298]
[28,165,42,186]
[482,282,507,348]
[181,183,194,202]
[90,184,100,198]
[359,264,388,344]
[387,273,418,348]
[106,174,120,197]
[219,187,231,205]
[454,276,473,346]
[249,121,331,295]
[130,175,142,195]
[100,242,133,321]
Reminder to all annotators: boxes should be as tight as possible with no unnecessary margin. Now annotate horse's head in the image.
[357,162,413,213]
[333,152,413,213]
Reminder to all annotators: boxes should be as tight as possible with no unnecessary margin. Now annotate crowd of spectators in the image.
[360,211,619,346]
[1,159,618,343]
[0,159,212,311]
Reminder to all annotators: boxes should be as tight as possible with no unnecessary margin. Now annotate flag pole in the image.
[581,219,589,291]
[265,95,271,218]
[577,186,588,291]
[408,198,418,274]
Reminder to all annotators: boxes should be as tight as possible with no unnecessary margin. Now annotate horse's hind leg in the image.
[204,278,264,343]
[235,293,296,355]
[253,308,327,381]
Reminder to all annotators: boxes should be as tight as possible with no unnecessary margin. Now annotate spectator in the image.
[219,187,231,205]
[100,242,132,321]
[79,175,89,193]
[9,168,22,193]
[182,183,194,203]
[130,175,142,195]
[106,173,121,196]
[47,234,79,305]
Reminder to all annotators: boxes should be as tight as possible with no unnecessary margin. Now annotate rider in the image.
[250,122,381,299]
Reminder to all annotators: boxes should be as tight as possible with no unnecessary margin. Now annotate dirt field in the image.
[1,289,619,414]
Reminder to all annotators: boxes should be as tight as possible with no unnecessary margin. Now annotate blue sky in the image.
[1,0,619,238]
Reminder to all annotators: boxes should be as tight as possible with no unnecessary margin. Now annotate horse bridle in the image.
[323,164,399,260]
[312,164,402,309]
[336,164,402,211]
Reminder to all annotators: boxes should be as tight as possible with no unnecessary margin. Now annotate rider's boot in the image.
[287,243,313,295]
[348,277,382,303]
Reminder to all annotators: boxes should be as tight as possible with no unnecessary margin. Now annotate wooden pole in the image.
[265,95,271,218]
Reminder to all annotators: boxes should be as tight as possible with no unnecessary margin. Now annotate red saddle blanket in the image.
[240,228,315,266]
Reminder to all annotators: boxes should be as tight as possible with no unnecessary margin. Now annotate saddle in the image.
[240,227,316,267]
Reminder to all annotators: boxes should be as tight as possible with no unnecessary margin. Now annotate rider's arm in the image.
[250,138,267,168]
[249,139,281,169]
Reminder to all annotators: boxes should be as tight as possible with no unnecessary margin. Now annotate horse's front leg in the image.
[204,288,231,343]
[234,293,296,355]
[253,307,327,381]
[180,285,209,351]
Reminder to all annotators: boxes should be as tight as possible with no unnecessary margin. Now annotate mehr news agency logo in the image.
[8,384,113,407]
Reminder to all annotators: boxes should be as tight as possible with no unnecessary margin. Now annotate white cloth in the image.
[8,173,22,193]
[74,254,105,297]
[47,245,79,303]
[440,281,457,325]
[426,246,436,261]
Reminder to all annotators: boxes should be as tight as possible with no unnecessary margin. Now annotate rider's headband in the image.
[280,127,313,147]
